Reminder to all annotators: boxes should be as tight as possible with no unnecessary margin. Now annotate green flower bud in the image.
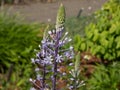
[43,25,50,40]
[56,3,66,28]
[75,52,80,72]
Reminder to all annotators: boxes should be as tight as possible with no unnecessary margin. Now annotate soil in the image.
[1,0,108,23]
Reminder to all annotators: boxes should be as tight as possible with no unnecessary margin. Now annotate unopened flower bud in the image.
[48,31,52,35]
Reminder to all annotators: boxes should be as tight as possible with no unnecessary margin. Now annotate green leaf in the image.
[17,79,25,86]
[80,43,86,51]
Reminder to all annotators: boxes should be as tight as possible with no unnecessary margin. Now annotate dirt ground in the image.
[1,0,108,23]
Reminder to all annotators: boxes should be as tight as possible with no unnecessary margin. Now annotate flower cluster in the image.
[30,4,74,90]
[30,26,74,89]
[68,69,85,90]
[68,52,85,90]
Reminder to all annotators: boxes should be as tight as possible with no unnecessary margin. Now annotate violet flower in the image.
[30,4,74,90]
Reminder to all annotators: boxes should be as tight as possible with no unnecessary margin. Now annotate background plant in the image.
[87,62,120,90]
[74,0,120,61]
[0,11,45,90]
[72,0,120,90]
[68,52,85,90]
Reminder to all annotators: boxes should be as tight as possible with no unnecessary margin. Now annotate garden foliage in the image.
[74,0,120,60]
[1,0,120,89]
[88,62,120,90]
[0,12,44,89]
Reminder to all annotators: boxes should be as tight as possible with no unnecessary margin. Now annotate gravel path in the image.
[2,0,108,23]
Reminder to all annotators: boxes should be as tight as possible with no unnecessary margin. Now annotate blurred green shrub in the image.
[87,62,120,90]
[74,0,120,60]
[0,12,45,89]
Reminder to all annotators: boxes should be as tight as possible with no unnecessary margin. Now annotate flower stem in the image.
[43,64,46,88]
[74,71,77,90]
[53,39,59,90]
